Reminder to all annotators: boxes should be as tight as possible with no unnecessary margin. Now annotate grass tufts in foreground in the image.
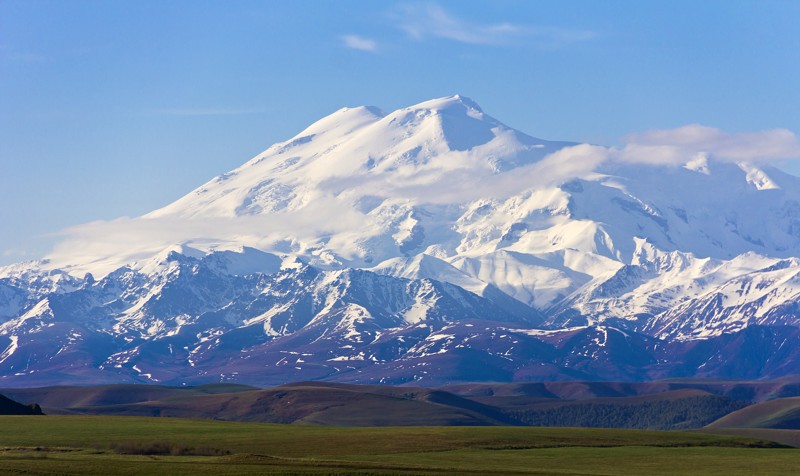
[0,415,796,475]
[110,440,231,456]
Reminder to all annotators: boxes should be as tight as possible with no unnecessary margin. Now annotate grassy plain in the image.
[0,415,797,475]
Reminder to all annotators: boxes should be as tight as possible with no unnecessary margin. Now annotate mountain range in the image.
[2,95,800,387]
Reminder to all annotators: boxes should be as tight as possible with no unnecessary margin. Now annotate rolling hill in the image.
[2,380,771,429]
[0,393,43,415]
[708,397,800,429]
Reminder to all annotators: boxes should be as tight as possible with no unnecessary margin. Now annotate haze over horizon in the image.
[2,0,800,265]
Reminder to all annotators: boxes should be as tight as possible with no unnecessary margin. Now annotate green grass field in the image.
[0,416,797,475]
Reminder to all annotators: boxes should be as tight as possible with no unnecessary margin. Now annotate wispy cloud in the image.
[150,107,265,117]
[393,3,595,47]
[0,44,46,63]
[341,34,378,52]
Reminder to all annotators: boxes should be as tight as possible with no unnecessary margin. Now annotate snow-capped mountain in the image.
[2,95,800,386]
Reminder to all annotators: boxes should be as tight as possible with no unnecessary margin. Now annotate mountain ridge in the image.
[3,95,800,386]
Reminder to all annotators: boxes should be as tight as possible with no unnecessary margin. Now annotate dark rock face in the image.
[2,250,800,387]
[0,265,795,386]
[0,394,43,415]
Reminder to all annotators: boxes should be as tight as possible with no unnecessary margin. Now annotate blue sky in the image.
[2,0,799,264]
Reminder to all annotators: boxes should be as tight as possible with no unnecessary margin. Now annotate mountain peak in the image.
[291,104,385,141]
[44,96,800,292]
[407,94,484,114]
[8,96,800,387]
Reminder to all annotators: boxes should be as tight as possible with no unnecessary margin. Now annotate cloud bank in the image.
[618,125,800,165]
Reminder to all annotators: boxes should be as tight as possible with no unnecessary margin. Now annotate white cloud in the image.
[316,143,607,205]
[41,116,800,277]
[46,197,376,276]
[620,125,800,164]
[341,34,378,52]
[393,3,595,47]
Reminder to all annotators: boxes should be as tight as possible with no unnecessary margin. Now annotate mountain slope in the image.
[2,95,800,385]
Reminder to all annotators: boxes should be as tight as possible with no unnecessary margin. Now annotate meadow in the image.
[0,415,798,475]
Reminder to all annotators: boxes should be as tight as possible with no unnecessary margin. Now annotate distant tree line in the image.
[505,395,748,430]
